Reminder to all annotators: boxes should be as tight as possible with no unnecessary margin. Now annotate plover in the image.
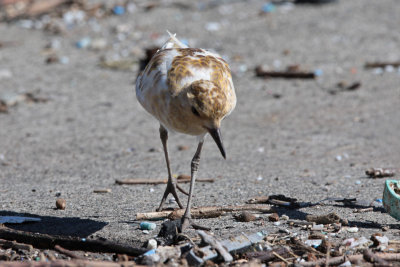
[135,32,236,230]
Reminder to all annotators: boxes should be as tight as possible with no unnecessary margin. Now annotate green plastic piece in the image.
[383,179,400,220]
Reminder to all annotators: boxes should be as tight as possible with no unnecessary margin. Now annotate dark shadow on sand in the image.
[0,210,107,237]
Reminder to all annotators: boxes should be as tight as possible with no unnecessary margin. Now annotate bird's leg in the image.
[157,125,184,211]
[181,139,204,231]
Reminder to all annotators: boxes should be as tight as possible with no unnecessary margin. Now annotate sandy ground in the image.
[1,0,400,248]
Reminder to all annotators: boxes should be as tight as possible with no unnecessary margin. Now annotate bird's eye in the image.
[191,106,200,117]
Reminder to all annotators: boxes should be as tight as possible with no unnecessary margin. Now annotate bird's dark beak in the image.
[207,128,226,159]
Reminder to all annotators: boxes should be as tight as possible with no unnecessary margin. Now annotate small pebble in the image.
[205,22,220,32]
[178,145,189,151]
[142,230,149,234]
[273,221,281,226]
[56,198,66,210]
[281,215,289,220]
[236,211,257,222]
[268,213,280,222]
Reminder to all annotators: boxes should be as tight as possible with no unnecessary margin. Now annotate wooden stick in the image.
[364,62,400,68]
[255,66,315,79]
[0,225,147,256]
[0,238,33,251]
[54,245,83,259]
[136,204,274,220]
[197,230,233,262]
[115,178,214,185]
[0,260,139,267]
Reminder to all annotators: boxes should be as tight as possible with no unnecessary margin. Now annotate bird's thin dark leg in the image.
[157,125,184,211]
[181,140,204,231]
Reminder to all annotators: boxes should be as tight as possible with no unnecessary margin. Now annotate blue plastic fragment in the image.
[140,221,156,230]
[113,6,125,15]
[144,249,156,256]
[376,198,383,203]
[81,238,86,242]
[314,69,323,76]
[262,3,276,13]
[75,37,91,49]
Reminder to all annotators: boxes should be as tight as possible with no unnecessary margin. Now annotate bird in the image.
[135,32,236,231]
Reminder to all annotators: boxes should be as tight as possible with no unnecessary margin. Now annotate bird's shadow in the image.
[0,210,107,238]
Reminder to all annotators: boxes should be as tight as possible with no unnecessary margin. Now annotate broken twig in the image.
[0,225,147,256]
[197,230,233,262]
[116,177,214,185]
[0,238,33,251]
[255,65,315,79]
[136,205,273,220]
[54,245,83,259]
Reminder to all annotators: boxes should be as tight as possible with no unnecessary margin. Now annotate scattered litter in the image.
[116,176,214,185]
[139,222,156,231]
[76,37,91,49]
[365,61,400,69]
[93,189,111,193]
[112,5,125,15]
[305,239,322,248]
[255,65,316,79]
[187,231,266,265]
[383,180,400,220]
[147,239,157,250]
[346,227,359,233]
[0,216,41,224]
[56,198,66,210]
[366,167,396,178]
[261,3,276,13]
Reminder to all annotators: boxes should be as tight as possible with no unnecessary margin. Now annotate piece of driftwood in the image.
[0,238,33,251]
[364,61,400,68]
[246,247,291,263]
[0,225,147,256]
[255,66,315,79]
[115,177,214,185]
[0,260,139,267]
[300,252,400,266]
[197,230,233,262]
[54,245,83,259]
[136,204,274,220]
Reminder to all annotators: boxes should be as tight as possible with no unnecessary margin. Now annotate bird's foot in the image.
[180,215,211,232]
[157,179,184,211]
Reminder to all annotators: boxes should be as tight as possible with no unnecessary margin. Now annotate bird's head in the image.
[186,80,230,159]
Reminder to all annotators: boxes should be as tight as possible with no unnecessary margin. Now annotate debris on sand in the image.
[255,65,316,79]
[366,167,396,178]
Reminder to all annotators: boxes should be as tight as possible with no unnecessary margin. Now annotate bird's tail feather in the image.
[161,30,189,49]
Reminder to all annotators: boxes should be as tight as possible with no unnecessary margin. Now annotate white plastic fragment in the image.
[305,239,322,247]
[347,226,359,233]
[147,239,158,250]
[0,216,41,224]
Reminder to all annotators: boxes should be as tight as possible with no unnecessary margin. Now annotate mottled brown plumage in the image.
[135,32,236,231]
